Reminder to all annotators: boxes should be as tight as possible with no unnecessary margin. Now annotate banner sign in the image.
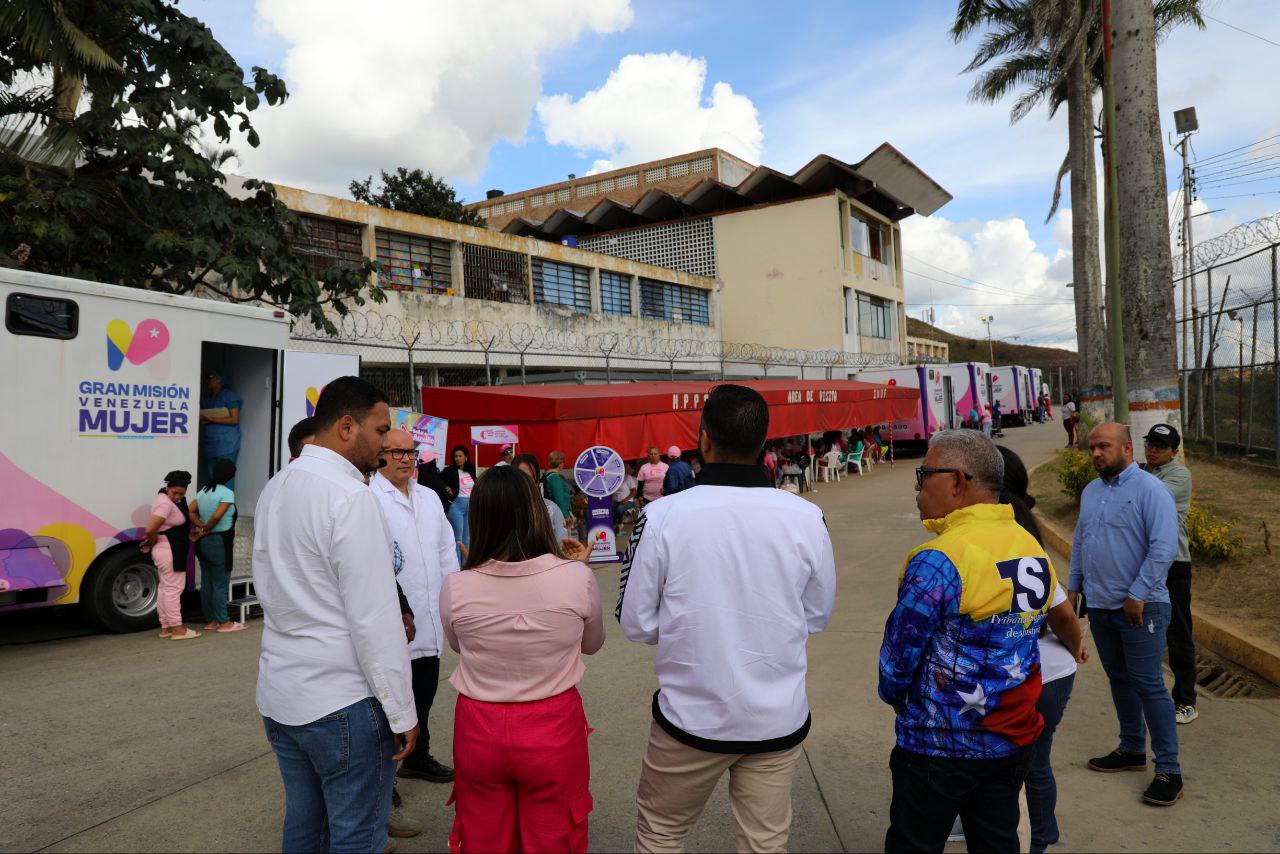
[470,425,519,445]
[391,408,449,464]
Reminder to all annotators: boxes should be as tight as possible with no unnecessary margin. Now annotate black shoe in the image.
[1087,748,1148,773]
[398,755,454,783]
[1142,772,1184,806]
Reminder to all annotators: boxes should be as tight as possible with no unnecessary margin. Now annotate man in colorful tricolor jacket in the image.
[879,430,1058,853]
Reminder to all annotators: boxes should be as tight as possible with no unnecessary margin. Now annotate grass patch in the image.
[1028,450,1280,648]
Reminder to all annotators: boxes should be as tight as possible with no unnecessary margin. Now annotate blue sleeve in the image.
[1128,478,1178,601]
[1069,487,1087,592]
[878,549,961,708]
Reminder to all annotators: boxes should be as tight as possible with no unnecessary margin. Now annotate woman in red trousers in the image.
[440,465,604,853]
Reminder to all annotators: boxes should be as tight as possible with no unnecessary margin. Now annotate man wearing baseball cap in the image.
[1142,423,1198,725]
[494,445,514,467]
[662,445,696,497]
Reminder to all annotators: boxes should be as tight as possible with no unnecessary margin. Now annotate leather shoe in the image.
[398,755,454,783]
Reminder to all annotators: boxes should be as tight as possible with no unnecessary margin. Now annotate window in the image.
[645,166,668,183]
[691,157,713,173]
[375,230,453,294]
[600,271,632,316]
[294,215,365,276]
[6,293,78,339]
[532,259,590,312]
[640,279,710,325]
[857,293,892,339]
[850,210,884,263]
[616,173,638,189]
[579,217,716,278]
[463,243,529,303]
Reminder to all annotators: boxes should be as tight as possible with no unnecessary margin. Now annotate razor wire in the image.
[1173,210,1280,277]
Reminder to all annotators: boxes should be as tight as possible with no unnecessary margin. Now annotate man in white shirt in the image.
[371,428,461,784]
[254,376,418,853]
[618,384,837,853]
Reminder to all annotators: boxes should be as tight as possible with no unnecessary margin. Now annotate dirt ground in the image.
[1029,450,1280,648]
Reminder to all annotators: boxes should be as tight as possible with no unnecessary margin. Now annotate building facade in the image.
[907,336,949,362]
[473,144,951,376]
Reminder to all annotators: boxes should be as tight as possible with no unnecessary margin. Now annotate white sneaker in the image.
[1175,704,1199,725]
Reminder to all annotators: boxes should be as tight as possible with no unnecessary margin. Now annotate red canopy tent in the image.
[423,379,919,464]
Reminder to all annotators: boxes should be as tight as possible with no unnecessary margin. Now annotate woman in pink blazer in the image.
[441,465,604,854]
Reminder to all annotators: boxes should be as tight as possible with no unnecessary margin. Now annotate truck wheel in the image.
[80,549,160,633]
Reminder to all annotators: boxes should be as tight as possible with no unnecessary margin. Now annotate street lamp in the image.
[980,315,996,366]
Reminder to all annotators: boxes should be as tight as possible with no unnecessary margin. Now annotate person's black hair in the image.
[512,452,542,482]
[311,376,388,432]
[163,470,192,488]
[200,459,236,492]
[700,384,769,461]
[996,445,1042,545]
[449,444,470,464]
[464,466,560,569]
[288,416,317,458]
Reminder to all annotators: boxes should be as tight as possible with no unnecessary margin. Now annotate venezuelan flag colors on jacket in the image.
[878,503,1057,759]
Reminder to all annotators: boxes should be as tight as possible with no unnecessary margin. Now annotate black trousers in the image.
[411,655,441,758]
[1167,561,1197,707]
[885,745,1031,854]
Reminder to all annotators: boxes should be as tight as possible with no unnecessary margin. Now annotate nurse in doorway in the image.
[200,369,242,486]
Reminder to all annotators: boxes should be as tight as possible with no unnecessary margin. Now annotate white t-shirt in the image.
[458,471,475,498]
[613,474,638,502]
[1063,401,1077,416]
[1039,583,1081,684]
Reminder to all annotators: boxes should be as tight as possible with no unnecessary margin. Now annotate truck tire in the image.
[80,548,160,633]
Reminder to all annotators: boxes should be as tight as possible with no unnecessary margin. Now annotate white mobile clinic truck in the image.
[0,269,357,630]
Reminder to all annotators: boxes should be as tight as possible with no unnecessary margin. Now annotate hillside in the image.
[907,317,1075,368]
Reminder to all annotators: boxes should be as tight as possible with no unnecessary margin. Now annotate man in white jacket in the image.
[371,428,461,784]
[618,383,837,853]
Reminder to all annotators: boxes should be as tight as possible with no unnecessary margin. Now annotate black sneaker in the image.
[398,755,454,783]
[1087,748,1148,773]
[1142,772,1184,806]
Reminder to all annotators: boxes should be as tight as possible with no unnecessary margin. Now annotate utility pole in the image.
[1101,0,1128,422]
[981,315,996,367]
[1173,107,1198,437]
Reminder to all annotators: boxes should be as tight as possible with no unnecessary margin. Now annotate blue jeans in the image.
[1025,673,1075,854]
[263,697,396,853]
[447,495,470,564]
[1090,602,1180,774]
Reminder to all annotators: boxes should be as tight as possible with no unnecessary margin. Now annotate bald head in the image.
[1088,421,1132,479]
[384,428,415,449]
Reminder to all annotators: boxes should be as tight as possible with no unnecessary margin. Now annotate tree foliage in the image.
[0,0,379,329]
[350,167,483,226]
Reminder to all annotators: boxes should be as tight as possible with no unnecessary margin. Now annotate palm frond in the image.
[1046,149,1070,223]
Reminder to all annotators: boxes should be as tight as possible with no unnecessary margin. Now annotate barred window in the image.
[639,279,709,325]
[532,259,590,312]
[375,229,453,294]
[644,166,667,183]
[600,271,632,316]
[669,161,689,177]
[293,215,364,276]
[616,173,638,189]
[578,217,716,278]
[691,157,713,173]
[857,293,892,339]
[463,243,528,303]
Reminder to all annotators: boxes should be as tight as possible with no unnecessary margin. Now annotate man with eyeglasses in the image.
[879,430,1060,853]
[371,429,461,791]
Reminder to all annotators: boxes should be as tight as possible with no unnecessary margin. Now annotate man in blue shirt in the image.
[1069,422,1181,807]
[661,445,696,496]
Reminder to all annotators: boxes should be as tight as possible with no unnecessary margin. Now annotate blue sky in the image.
[185,0,1280,348]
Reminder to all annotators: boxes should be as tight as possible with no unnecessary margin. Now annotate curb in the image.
[1030,502,1280,688]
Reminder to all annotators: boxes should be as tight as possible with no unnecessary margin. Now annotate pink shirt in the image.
[638,462,668,501]
[441,553,604,703]
[150,494,186,532]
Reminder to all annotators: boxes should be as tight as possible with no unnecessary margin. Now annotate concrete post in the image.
[450,241,466,298]
[589,267,602,315]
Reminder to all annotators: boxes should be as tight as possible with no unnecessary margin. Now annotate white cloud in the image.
[227,0,634,194]
[903,214,1078,350]
[537,52,763,168]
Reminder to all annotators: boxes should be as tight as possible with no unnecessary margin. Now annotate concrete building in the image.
[907,336,949,363]
[242,181,723,397]
[471,143,951,376]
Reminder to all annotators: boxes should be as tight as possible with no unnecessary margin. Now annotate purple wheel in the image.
[573,446,625,498]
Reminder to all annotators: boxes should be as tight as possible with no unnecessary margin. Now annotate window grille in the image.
[556,189,570,202]
[691,157,713,173]
[599,271,632,316]
[477,208,491,220]
[639,279,710,325]
[616,173,638,189]
[644,166,667,183]
[532,259,590,313]
[857,293,892,339]
[463,243,529,303]
[578,217,716,278]
[598,177,616,193]
[294,215,365,276]
[375,229,453,294]
[576,182,596,199]
[669,161,689,177]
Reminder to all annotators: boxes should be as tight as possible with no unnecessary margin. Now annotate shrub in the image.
[1056,448,1096,504]
[1188,502,1243,561]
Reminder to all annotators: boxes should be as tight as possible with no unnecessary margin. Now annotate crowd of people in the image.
[144,371,1195,853]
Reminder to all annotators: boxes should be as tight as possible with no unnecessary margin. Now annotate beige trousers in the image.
[634,721,803,854]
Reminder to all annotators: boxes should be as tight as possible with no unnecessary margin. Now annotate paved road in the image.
[3,423,1279,852]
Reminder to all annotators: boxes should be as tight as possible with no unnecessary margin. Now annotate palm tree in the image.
[953,0,1203,418]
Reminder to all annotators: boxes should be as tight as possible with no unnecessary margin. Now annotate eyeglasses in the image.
[915,466,973,488]
[382,447,420,461]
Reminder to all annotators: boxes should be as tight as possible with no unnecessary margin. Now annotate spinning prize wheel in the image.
[573,445,626,498]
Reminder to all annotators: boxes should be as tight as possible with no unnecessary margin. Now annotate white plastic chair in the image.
[846,445,865,476]
[818,449,843,482]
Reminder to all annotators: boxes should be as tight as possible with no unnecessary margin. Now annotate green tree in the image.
[0,0,378,330]
[350,167,483,226]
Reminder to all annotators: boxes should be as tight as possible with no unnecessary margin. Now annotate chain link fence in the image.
[1175,242,1280,464]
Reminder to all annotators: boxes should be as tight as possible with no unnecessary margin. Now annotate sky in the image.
[184,0,1280,351]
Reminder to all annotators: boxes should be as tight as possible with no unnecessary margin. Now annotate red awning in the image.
[423,379,918,464]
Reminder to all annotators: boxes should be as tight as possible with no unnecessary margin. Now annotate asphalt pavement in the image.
[3,421,1279,853]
